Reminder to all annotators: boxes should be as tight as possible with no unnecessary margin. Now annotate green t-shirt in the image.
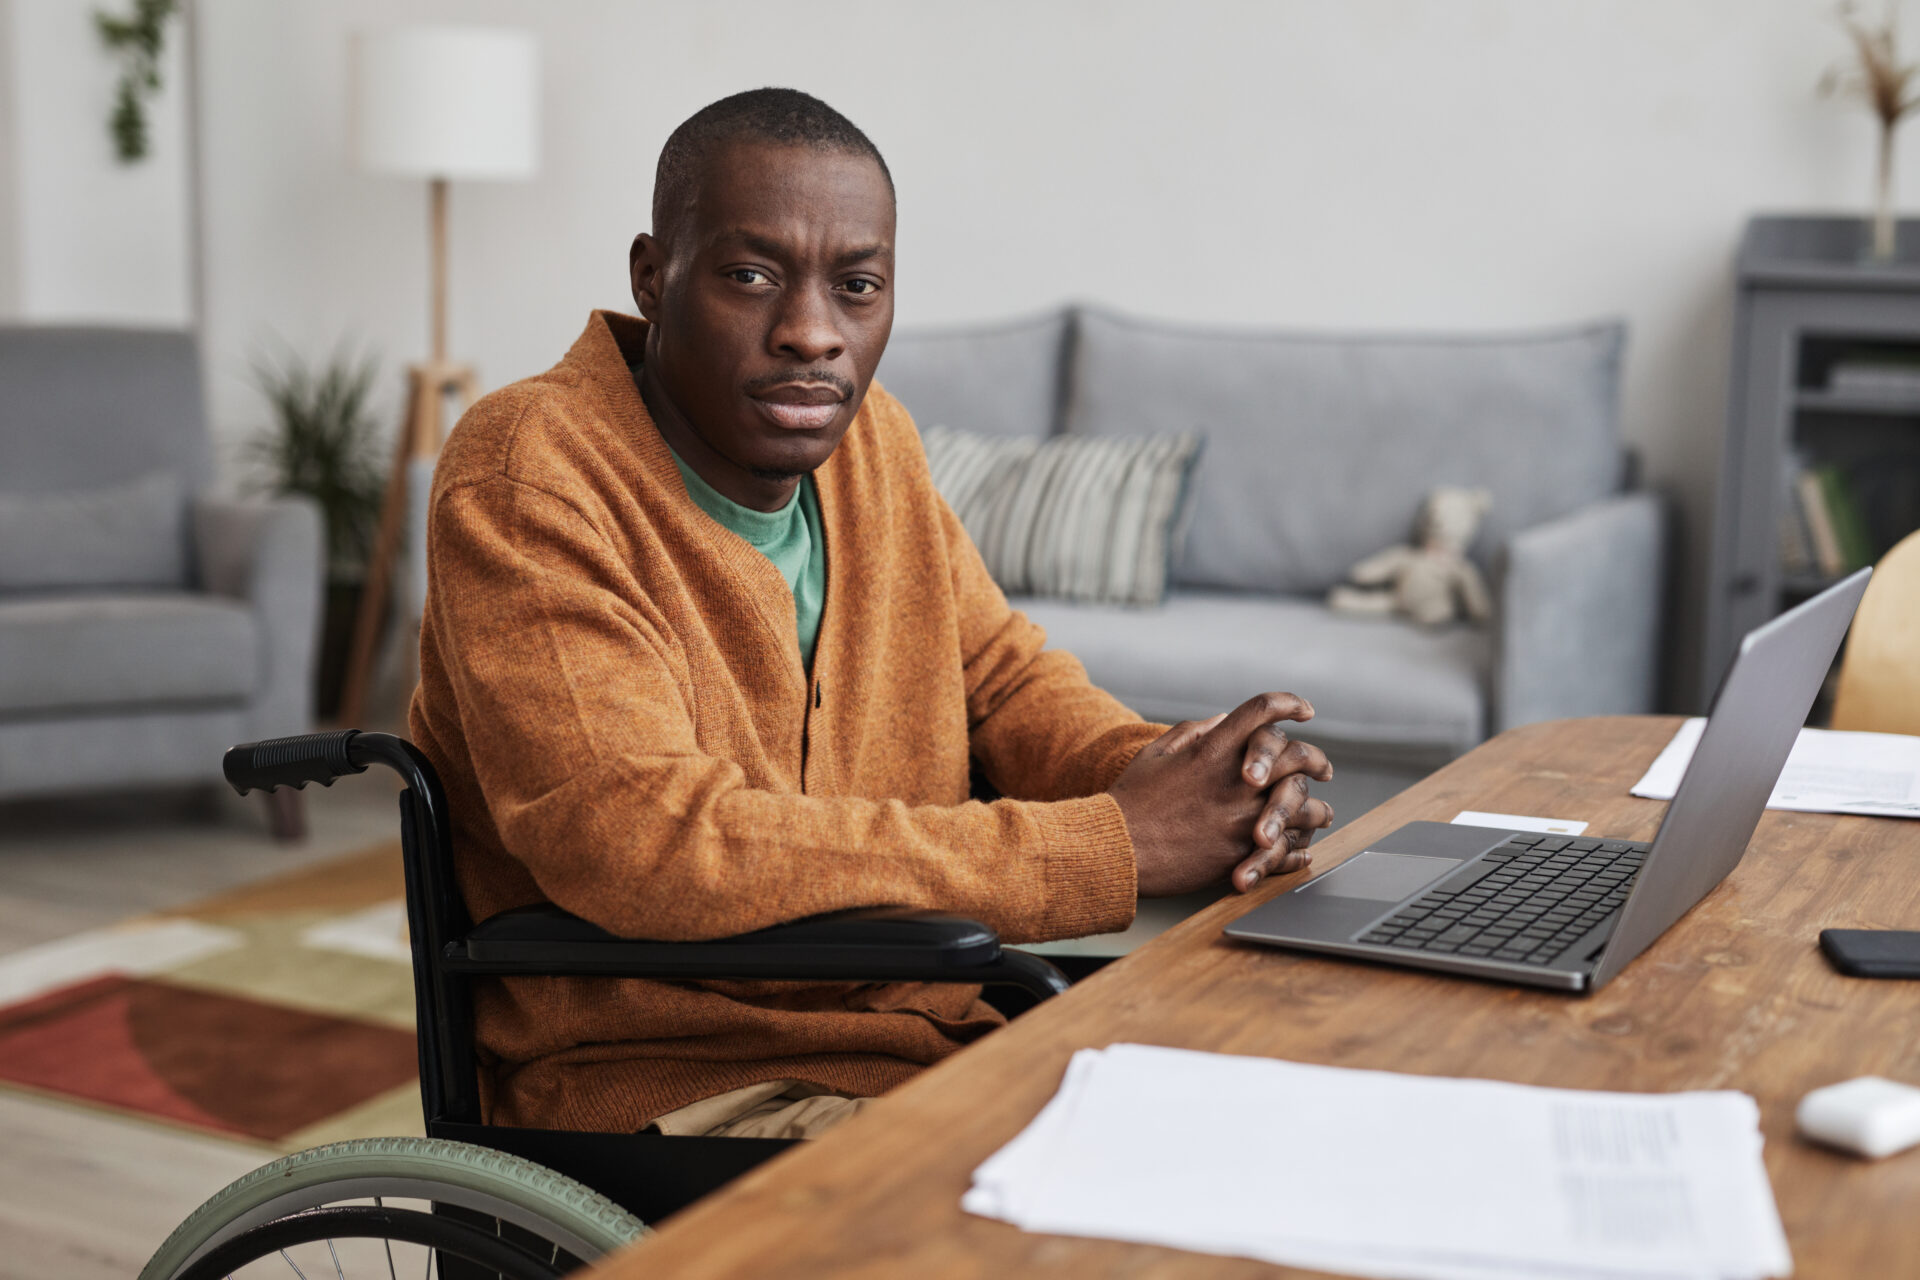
[663,436,827,672]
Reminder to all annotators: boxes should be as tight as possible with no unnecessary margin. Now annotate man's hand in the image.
[1107,692,1335,897]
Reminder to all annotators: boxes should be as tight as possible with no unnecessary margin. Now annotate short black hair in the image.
[651,88,893,244]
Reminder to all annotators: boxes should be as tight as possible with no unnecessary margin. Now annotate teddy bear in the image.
[1327,487,1494,627]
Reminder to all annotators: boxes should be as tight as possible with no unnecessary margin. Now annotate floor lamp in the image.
[339,25,539,728]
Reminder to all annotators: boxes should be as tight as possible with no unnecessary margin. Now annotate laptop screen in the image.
[1588,569,1870,989]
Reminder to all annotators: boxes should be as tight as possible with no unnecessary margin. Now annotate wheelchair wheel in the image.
[140,1136,648,1280]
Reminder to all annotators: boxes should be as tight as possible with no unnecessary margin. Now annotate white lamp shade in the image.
[353,25,539,181]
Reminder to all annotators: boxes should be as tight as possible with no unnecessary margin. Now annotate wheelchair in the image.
[140,730,1084,1279]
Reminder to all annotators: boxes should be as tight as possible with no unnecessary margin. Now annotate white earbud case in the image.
[1796,1077,1920,1159]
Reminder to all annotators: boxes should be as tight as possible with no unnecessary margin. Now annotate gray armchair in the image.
[0,326,322,835]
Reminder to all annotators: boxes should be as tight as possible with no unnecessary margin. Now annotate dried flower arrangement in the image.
[1822,1,1920,259]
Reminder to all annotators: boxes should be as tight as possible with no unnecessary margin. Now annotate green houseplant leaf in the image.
[94,0,176,163]
[245,341,388,583]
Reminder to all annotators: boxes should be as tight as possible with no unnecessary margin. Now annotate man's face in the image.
[631,139,895,493]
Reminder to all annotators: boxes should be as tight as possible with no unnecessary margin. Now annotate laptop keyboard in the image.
[1353,834,1648,967]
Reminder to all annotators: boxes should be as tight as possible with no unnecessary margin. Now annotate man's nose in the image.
[769,285,845,364]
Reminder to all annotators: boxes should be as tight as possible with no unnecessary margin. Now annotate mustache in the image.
[743,369,855,400]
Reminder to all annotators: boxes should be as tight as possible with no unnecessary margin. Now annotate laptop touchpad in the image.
[1297,852,1462,901]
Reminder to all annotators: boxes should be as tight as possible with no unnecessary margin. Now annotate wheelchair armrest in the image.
[451,905,1069,1001]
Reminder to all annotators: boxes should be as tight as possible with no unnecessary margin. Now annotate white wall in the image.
[191,0,1895,708]
[0,0,18,316]
[4,0,191,324]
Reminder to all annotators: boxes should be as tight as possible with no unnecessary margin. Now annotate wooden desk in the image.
[595,717,1920,1278]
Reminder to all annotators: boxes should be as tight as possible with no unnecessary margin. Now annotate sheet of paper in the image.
[1633,718,1920,819]
[1452,810,1590,836]
[966,1044,1791,1280]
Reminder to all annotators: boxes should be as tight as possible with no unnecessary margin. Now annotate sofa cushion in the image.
[1064,308,1626,595]
[0,593,257,716]
[924,425,1202,605]
[0,325,211,495]
[0,470,189,591]
[874,309,1070,439]
[1018,590,1490,763]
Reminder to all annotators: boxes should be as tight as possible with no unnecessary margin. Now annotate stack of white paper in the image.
[965,1044,1791,1280]
[1632,718,1920,819]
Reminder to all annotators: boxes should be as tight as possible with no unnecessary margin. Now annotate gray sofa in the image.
[876,306,1665,824]
[0,327,323,830]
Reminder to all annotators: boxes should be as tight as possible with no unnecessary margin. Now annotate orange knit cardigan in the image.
[410,311,1158,1131]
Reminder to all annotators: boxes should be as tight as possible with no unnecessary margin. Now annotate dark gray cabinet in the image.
[1704,216,1920,699]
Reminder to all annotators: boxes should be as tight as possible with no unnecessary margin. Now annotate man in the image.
[410,88,1333,1140]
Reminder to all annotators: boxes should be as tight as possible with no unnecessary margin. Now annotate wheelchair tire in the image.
[139,1135,648,1280]
[171,1204,569,1280]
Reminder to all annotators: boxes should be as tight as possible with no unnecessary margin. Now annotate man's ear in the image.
[630,233,664,320]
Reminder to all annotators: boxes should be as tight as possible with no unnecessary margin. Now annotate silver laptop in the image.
[1226,569,1872,993]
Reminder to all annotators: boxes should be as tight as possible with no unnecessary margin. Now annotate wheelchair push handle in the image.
[223,730,367,795]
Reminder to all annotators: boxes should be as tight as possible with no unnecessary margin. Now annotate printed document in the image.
[1633,718,1920,819]
[1452,810,1589,836]
[965,1044,1791,1280]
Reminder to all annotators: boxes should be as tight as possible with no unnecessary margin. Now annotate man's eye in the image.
[843,279,879,296]
[729,269,770,285]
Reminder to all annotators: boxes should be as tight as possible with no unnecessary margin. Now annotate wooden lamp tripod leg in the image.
[337,369,428,729]
[337,365,465,729]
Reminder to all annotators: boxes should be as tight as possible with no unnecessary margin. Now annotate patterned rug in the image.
[0,844,423,1150]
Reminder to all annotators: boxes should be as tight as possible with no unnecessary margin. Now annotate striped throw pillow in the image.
[923,425,1202,606]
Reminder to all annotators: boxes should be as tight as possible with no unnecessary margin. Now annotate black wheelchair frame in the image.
[222,729,1080,1227]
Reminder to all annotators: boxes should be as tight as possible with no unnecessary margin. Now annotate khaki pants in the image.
[645,1079,871,1140]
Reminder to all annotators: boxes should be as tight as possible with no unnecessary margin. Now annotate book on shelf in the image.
[1817,464,1876,570]
[1828,360,1920,401]
[1778,453,1816,573]
[1795,469,1845,577]
[1785,460,1875,579]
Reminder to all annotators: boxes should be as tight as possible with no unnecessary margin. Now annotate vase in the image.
[1873,120,1899,261]
[316,576,365,719]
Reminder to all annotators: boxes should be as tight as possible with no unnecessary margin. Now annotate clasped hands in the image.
[1108,691,1334,897]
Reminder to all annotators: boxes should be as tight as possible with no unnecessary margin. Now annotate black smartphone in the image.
[1820,929,1920,978]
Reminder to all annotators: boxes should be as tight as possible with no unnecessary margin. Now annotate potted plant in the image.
[246,343,387,718]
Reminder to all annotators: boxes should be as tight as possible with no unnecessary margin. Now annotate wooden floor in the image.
[0,782,400,958]
[0,1090,266,1279]
[0,777,402,1278]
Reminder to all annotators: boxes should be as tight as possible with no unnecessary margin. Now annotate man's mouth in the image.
[751,383,847,431]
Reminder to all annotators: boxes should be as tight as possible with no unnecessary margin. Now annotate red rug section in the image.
[0,974,417,1141]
